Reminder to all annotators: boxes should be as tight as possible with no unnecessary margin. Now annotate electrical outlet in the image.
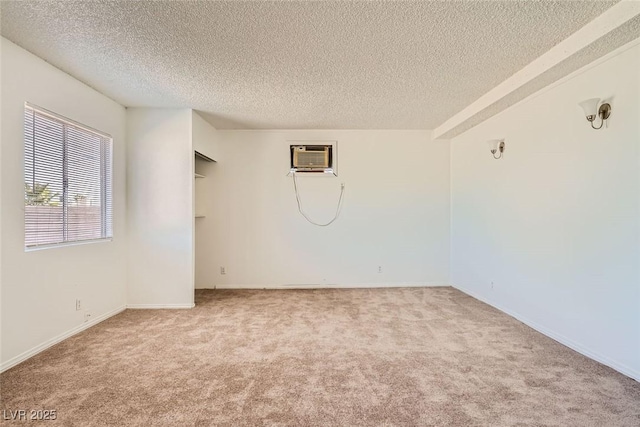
[220,266,226,275]
[378,266,383,273]
[491,281,494,290]
[84,312,92,323]
[76,299,81,311]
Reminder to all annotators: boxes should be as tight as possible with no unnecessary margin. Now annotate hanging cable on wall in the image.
[292,171,345,227]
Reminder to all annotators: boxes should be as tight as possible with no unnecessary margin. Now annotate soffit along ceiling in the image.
[0,1,620,130]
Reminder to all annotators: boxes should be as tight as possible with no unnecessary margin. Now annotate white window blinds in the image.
[24,104,113,248]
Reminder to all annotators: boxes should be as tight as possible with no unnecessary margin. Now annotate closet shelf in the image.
[195,173,205,179]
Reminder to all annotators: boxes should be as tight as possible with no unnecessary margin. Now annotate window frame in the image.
[24,103,114,251]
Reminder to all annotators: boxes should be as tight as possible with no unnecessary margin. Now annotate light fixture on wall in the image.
[487,139,505,160]
[578,98,611,130]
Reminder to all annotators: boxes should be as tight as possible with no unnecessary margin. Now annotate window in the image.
[24,104,112,249]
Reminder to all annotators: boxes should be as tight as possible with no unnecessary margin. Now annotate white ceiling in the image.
[0,1,623,130]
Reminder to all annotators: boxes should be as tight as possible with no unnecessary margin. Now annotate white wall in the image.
[0,38,4,368]
[450,42,640,380]
[0,38,127,371]
[192,111,220,162]
[126,108,194,308]
[195,130,450,288]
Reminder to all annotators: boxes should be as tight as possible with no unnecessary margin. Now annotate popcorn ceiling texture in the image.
[0,1,618,130]
[438,13,640,139]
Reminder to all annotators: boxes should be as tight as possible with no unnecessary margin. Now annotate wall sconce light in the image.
[578,98,611,130]
[487,139,505,159]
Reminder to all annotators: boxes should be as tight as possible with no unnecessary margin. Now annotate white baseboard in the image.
[200,283,449,290]
[453,284,640,382]
[126,303,195,309]
[1,305,126,373]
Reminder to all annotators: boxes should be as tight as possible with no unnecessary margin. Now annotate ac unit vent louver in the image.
[291,145,332,172]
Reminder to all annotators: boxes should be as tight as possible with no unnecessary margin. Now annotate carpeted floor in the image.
[1,287,639,426]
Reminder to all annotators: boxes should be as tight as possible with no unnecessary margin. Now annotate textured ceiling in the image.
[0,1,619,130]
[436,13,640,139]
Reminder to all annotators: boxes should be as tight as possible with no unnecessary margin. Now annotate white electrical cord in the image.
[292,171,345,227]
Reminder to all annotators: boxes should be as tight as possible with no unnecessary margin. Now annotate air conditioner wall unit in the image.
[290,144,333,173]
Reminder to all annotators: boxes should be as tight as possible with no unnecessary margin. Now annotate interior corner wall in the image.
[126,108,194,308]
[0,38,127,371]
[194,130,450,289]
[0,39,4,368]
[192,110,220,162]
[450,42,640,380]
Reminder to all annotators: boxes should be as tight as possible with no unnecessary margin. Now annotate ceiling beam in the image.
[433,0,640,140]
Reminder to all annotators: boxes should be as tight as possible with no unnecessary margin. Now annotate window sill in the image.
[25,237,113,252]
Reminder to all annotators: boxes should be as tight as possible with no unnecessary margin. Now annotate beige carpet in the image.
[1,287,639,426]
